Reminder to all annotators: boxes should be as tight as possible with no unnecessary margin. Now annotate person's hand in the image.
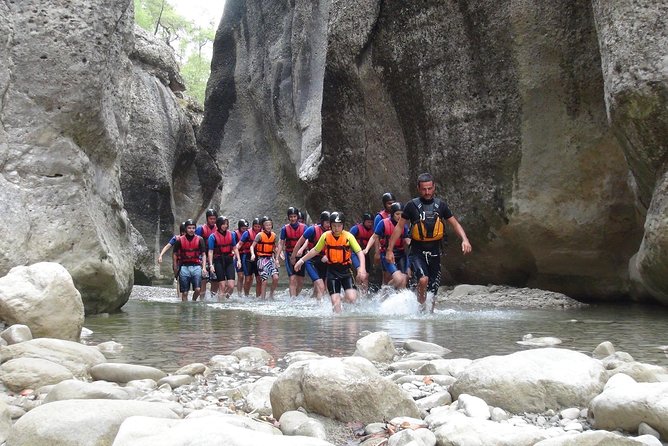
[158,255,163,264]
[250,254,255,262]
[294,259,303,272]
[279,251,285,261]
[321,255,329,264]
[275,257,280,268]
[202,268,209,278]
[385,250,395,264]
[236,259,241,269]
[357,270,368,283]
[462,240,472,255]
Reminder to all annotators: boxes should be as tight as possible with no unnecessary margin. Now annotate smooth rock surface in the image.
[231,347,273,370]
[279,411,328,440]
[534,430,662,445]
[354,331,398,363]
[90,363,167,383]
[0,324,32,345]
[402,340,451,356]
[0,400,10,444]
[43,379,130,403]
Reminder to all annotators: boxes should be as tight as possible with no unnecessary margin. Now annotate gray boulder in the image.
[0,263,84,340]
[0,357,74,392]
[90,363,167,384]
[1,324,32,345]
[354,331,398,363]
[279,411,327,440]
[534,430,662,446]
[43,379,131,403]
[270,356,420,423]
[231,346,273,370]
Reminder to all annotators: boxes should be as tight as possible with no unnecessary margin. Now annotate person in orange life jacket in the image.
[295,212,367,313]
[250,216,280,299]
[374,192,396,285]
[364,202,411,289]
[234,219,249,296]
[386,173,472,311]
[278,206,306,298]
[173,219,207,302]
[349,212,375,294]
[158,221,186,279]
[207,216,241,300]
[195,208,218,300]
[290,211,331,301]
[236,217,263,298]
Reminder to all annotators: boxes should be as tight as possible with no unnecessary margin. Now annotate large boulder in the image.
[0,357,74,392]
[270,356,420,423]
[43,379,131,403]
[0,263,84,340]
[450,348,607,413]
[5,399,179,446]
[0,400,10,445]
[354,331,398,363]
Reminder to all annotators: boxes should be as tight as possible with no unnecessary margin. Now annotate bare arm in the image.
[291,235,307,262]
[385,216,408,264]
[447,216,472,254]
[363,234,379,255]
[158,242,173,263]
[294,246,322,271]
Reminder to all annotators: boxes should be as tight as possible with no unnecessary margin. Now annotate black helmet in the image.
[216,216,229,228]
[238,219,249,230]
[362,212,373,222]
[184,219,197,227]
[251,217,261,226]
[319,211,330,223]
[205,208,218,218]
[381,192,396,204]
[390,202,402,214]
[298,211,305,221]
[287,206,300,217]
[179,221,187,234]
[260,215,272,225]
[330,212,344,224]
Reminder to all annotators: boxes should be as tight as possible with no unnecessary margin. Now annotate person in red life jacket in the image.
[297,211,306,224]
[278,206,306,298]
[250,216,280,299]
[295,212,367,313]
[374,192,396,285]
[207,216,241,300]
[291,211,331,300]
[234,219,249,296]
[195,208,218,300]
[158,221,186,279]
[236,217,262,298]
[173,219,207,302]
[386,173,472,312]
[364,202,411,289]
[349,212,375,294]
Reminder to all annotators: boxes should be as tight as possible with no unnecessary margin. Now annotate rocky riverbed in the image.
[1,323,667,445]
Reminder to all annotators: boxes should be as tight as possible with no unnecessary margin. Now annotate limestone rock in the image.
[279,411,328,440]
[6,399,179,446]
[402,340,451,357]
[90,363,167,383]
[0,357,73,392]
[450,348,607,413]
[415,359,472,378]
[43,379,130,403]
[243,376,275,416]
[231,346,273,370]
[0,263,83,340]
[354,331,398,363]
[387,428,436,446]
[157,375,195,389]
[0,400,10,444]
[534,430,662,446]
[175,363,207,376]
[270,356,420,423]
[0,324,32,345]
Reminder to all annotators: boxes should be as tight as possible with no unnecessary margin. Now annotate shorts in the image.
[284,252,305,277]
[409,250,442,294]
[212,256,236,281]
[305,256,326,282]
[236,252,250,274]
[326,265,355,295]
[256,256,279,282]
[381,251,408,275]
[240,253,257,276]
[178,264,202,292]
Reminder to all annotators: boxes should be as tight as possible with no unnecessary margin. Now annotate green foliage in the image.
[133,0,215,104]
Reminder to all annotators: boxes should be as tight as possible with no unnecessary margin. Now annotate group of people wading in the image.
[158,173,472,313]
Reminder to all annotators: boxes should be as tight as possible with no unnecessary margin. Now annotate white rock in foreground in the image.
[90,363,167,383]
[354,331,398,363]
[1,325,33,345]
[450,348,607,413]
[534,430,662,445]
[0,263,84,340]
[43,379,131,403]
[0,358,74,392]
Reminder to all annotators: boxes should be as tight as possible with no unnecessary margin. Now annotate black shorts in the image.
[408,249,441,294]
[326,265,355,295]
[314,255,328,279]
[212,256,236,281]
[284,252,305,277]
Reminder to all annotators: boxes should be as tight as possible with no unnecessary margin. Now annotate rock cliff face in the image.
[200,0,667,303]
[0,0,135,313]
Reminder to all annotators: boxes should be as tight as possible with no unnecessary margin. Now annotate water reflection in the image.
[83,287,668,372]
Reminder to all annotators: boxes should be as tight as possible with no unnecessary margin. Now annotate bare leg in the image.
[255,275,262,298]
[416,276,428,305]
[180,293,188,302]
[390,271,407,289]
[270,275,278,298]
[330,293,343,313]
[295,276,304,295]
[236,273,244,295]
[289,275,298,298]
[192,287,201,302]
[313,279,326,300]
[344,288,357,304]
[243,275,253,296]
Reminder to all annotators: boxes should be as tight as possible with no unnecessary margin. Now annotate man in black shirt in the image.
[386,173,472,311]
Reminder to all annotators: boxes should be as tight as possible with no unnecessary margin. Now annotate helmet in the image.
[287,206,300,217]
[298,211,305,221]
[382,192,396,204]
[330,212,344,224]
[260,216,272,225]
[362,212,373,222]
[179,221,187,234]
[205,208,218,218]
[184,219,197,227]
[390,202,402,214]
[216,216,229,228]
[238,219,249,230]
[251,217,261,226]
[319,211,330,223]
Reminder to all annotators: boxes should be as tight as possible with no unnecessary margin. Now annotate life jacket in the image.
[324,231,352,265]
[173,235,182,263]
[380,218,405,253]
[239,229,256,254]
[409,198,445,242]
[212,230,234,258]
[284,223,305,252]
[179,235,203,265]
[234,230,248,254]
[378,209,390,220]
[307,225,325,251]
[354,223,374,249]
[199,224,216,240]
[256,231,276,257]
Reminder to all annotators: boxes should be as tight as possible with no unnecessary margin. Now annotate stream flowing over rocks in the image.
[1,323,667,446]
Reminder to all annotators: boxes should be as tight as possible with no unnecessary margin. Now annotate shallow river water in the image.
[83,286,668,373]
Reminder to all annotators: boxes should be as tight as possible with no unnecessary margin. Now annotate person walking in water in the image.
[295,212,367,313]
[291,211,331,300]
[237,217,262,297]
[250,216,280,299]
[349,212,374,294]
[174,219,207,302]
[278,206,306,298]
[386,173,472,311]
[207,216,241,300]
[234,219,249,296]
[196,209,218,300]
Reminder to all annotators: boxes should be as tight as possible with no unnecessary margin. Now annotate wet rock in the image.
[534,430,661,445]
[6,399,179,446]
[0,325,32,345]
[90,363,167,384]
[0,358,73,392]
[271,356,420,423]
[451,348,607,413]
[43,379,130,403]
[0,264,84,340]
[231,347,272,370]
[516,334,562,347]
[279,410,328,440]
[0,337,106,378]
[592,341,616,359]
[402,340,450,356]
[354,331,398,363]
